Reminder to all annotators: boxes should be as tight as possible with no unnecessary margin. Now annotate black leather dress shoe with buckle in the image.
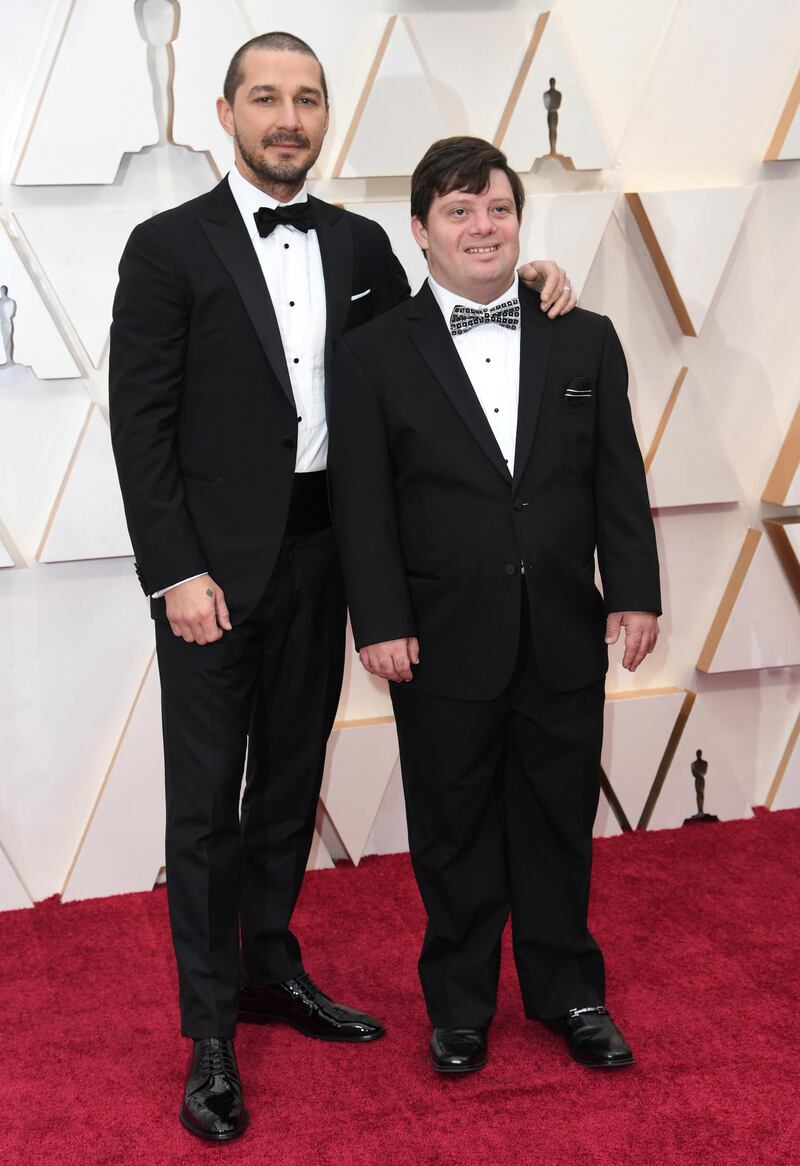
[179,1037,248,1141]
[550,1005,634,1068]
[429,1027,488,1074]
[238,972,385,1042]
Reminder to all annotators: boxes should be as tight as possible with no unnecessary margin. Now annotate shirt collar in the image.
[227,163,309,222]
[427,272,519,326]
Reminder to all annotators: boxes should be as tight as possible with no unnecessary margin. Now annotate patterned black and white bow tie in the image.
[449,298,520,336]
[254,202,315,238]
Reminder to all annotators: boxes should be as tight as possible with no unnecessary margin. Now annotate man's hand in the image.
[359,637,420,683]
[605,611,659,672]
[165,573,232,644]
[517,260,577,318]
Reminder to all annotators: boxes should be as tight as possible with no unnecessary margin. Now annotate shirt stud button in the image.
[505,564,517,576]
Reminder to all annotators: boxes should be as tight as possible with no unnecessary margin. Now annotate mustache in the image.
[262,133,310,149]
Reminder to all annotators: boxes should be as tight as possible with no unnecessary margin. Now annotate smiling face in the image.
[216,48,329,198]
[411,168,521,304]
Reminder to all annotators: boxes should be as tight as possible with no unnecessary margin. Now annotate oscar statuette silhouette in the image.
[683,749,719,825]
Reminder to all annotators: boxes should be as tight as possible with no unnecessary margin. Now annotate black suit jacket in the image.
[328,283,660,698]
[109,178,409,623]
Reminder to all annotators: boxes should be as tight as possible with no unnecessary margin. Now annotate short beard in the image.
[236,131,318,188]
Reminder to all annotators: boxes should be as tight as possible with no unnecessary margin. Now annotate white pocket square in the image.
[350,288,371,301]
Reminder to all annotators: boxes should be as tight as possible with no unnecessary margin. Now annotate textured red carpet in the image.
[4,810,800,1166]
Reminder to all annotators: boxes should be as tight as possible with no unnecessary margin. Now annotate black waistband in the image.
[284,470,331,537]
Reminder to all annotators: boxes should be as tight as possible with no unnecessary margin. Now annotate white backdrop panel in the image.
[14,0,158,185]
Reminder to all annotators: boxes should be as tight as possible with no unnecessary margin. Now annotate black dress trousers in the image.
[155,513,345,1039]
[390,593,606,1028]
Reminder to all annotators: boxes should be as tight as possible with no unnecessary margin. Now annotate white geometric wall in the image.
[1,0,799,909]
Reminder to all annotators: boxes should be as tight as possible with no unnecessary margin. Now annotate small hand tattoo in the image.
[206,588,214,598]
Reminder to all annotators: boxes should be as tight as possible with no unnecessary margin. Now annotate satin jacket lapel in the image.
[513,289,553,485]
[409,284,512,483]
[199,182,294,407]
[311,196,352,386]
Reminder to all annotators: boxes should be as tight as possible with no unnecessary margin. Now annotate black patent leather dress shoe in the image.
[179,1038,248,1141]
[549,1005,634,1068]
[429,1027,488,1074]
[238,972,385,1042]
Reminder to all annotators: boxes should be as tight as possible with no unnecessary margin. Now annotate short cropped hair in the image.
[223,32,329,106]
[410,136,525,226]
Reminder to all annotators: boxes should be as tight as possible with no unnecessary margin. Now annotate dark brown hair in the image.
[410,136,525,225]
[223,32,329,106]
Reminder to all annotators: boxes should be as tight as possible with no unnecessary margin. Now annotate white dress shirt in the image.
[427,274,521,474]
[154,165,329,598]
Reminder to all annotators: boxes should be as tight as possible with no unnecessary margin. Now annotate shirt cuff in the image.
[152,573,206,599]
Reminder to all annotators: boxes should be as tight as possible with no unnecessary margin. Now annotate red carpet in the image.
[4,810,800,1165]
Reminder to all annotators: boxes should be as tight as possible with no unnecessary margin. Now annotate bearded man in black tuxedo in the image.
[329,136,660,1076]
[110,33,577,1140]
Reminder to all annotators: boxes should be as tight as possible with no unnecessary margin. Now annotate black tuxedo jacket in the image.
[328,283,661,698]
[109,178,409,623]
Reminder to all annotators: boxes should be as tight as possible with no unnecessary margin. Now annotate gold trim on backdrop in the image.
[643,367,688,473]
[599,766,632,832]
[332,715,396,731]
[332,16,398,178]
[637,690,696,829]
[765,69,800,161]
[766,714,800,808]
[493,11,550,147]
[625,193,696,337]
[696,528,761,673]
[762,403,800,505]
[35,399,93,562]
[605,686,684,702]
[11,0,76,184]
[764,517,800,603]
[60,649,156,897]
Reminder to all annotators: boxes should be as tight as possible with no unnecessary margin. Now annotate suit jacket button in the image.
[283,437,296,449]
[513,499,525,511]
[505,563,516,576]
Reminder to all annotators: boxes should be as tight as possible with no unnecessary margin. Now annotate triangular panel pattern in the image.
[602,689,690,828]
[62,652,164,901]
[15,0,158,185]
[765,70,800,161]
[0,531,13,568]
[497,11,613,172]
[334,16,448,178]
[645,368,740,508]
[764,518,800,603]
[519,192,617,299]
[697,529,800,673]
[0,377,91,556]
[0,221,80,378]
[37,403,132,563]
[762,403,800,506]
[0,843,33,911]
[647,697,752,830]
[307,830,336,871]
[593,786,623,838]
[768,716,800,811]
[364,759,410,857]
[15,208,148,368]
[171,0,254,174]
[405,11,533,142]
[321,719,398,865]
[626,188,755,337]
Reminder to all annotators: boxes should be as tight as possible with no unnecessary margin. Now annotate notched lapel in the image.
[199,202,294,407]
[410,286,511,483]
[513,290,552,484]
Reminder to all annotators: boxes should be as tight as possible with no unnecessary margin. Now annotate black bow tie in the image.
[449,298,521,336]
[254,202,315,238]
